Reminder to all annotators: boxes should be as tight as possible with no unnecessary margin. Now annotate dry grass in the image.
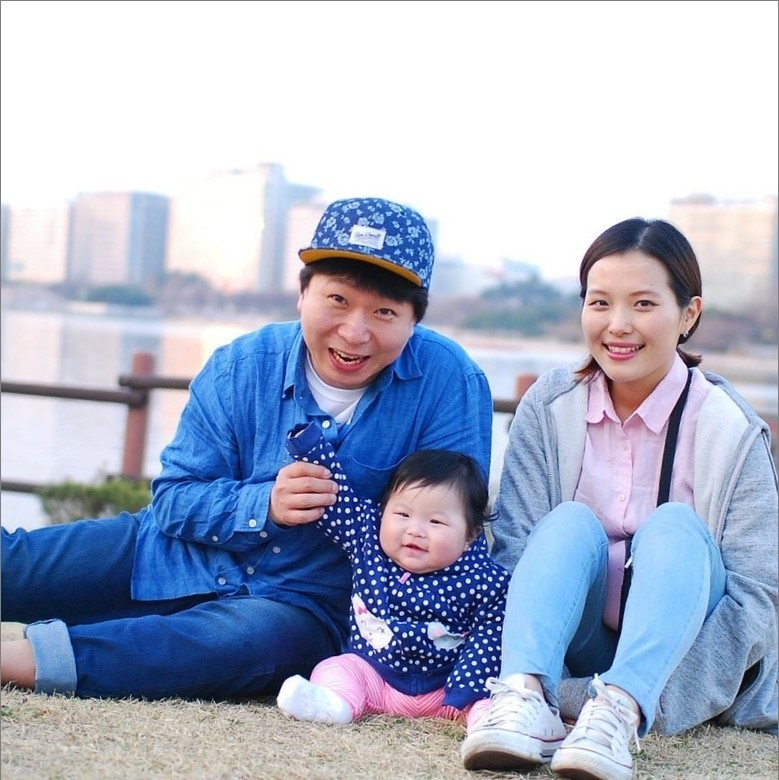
[2,623,776,779]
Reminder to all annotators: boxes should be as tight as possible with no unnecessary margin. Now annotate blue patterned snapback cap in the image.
[299,197,434,289]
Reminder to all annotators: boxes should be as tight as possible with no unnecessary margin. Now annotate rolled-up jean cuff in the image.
[24,619,77,695]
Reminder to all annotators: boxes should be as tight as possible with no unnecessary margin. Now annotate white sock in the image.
[277,675,353,724]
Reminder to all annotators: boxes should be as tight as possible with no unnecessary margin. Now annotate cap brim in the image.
[298,248,423,287]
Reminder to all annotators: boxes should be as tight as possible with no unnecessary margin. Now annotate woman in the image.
[461,218,778,780]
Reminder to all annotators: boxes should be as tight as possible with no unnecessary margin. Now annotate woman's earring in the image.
[683,330,690,339]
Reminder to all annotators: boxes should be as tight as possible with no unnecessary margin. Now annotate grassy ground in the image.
[2,623,776,779]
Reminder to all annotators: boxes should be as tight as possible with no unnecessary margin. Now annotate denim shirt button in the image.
[260,531,268,538]
[248,518,258,528]
[272,546,281,554]
[211,535,219,542]
[217,577,226,586]
[246,566,255,575]
[322,419,331,429]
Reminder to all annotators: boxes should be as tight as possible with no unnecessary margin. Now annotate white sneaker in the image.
[550,675,640,780]
[461,674,567,771]
[276,675,353,724]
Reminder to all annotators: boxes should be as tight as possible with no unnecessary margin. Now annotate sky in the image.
[1,0,777,279]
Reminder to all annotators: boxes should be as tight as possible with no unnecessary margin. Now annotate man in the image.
[1,196,493,700]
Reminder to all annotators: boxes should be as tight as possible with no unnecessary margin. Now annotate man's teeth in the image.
[333,349,363,363]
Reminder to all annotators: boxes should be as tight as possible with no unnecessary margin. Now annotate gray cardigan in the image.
[490,365,778,735]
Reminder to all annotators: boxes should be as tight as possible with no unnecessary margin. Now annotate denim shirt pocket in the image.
[336,454,402,504]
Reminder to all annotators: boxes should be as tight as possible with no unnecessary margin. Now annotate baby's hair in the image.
[381,450,495,537]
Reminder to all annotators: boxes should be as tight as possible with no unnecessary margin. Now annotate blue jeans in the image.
[500,501,726,735]
[1,515,343,699]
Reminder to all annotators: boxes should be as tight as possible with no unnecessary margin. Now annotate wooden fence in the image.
[0,351,538,495]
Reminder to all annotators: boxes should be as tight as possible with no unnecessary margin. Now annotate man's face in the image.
[297,273,416,390]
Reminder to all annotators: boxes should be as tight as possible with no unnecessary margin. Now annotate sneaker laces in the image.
[571,675,641,754]
[478,676,554,730]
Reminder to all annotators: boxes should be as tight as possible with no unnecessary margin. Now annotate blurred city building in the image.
[1,202,70,284]
[165,163,321,295]
[0,204,9,279]
[68,192,169,288]
[431,256,538,298]
[2,179,777,321]
[669,194,778,314]
[281,198,330,294]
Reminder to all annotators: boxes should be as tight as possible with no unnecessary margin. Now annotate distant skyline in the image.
[1,0,777,279]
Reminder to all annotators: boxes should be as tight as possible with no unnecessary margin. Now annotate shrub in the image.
[39,475,152,524]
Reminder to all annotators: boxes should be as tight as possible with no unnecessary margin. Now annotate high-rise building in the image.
[0,204,9,281]
[669,194,778,314]
[68,192,169,288]
[281,199,330,294]
[165,164,293,294]
[2,202,71,284]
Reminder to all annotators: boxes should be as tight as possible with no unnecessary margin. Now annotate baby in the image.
[277,421,510,728]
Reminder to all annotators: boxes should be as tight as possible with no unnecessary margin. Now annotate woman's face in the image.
[581,250,701,410]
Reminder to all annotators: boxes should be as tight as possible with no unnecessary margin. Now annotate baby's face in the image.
[379,482,471,574]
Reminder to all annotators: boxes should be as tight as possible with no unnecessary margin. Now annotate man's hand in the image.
[269,461,338,526]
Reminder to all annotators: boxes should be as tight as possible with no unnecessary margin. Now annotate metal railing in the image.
[0,352,537,495]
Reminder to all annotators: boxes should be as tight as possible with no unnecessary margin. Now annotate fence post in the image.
[121,351,155,481]
[515,372,538,400]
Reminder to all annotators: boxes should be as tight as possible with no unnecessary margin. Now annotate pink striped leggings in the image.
[310,653,490,728]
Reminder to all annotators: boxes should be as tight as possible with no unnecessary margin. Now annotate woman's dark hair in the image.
[299,257,429,323]
[575,217,703,380]
[381,450,494,540]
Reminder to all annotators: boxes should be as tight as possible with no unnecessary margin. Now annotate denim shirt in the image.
[130,321,493,642]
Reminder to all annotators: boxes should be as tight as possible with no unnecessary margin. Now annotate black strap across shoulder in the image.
[656,369,693,505]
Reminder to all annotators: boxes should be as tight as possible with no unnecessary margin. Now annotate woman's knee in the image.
[631,503,725,615]
[634,502,709,550]
[529,501,606,551]
[632,503,718,578]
